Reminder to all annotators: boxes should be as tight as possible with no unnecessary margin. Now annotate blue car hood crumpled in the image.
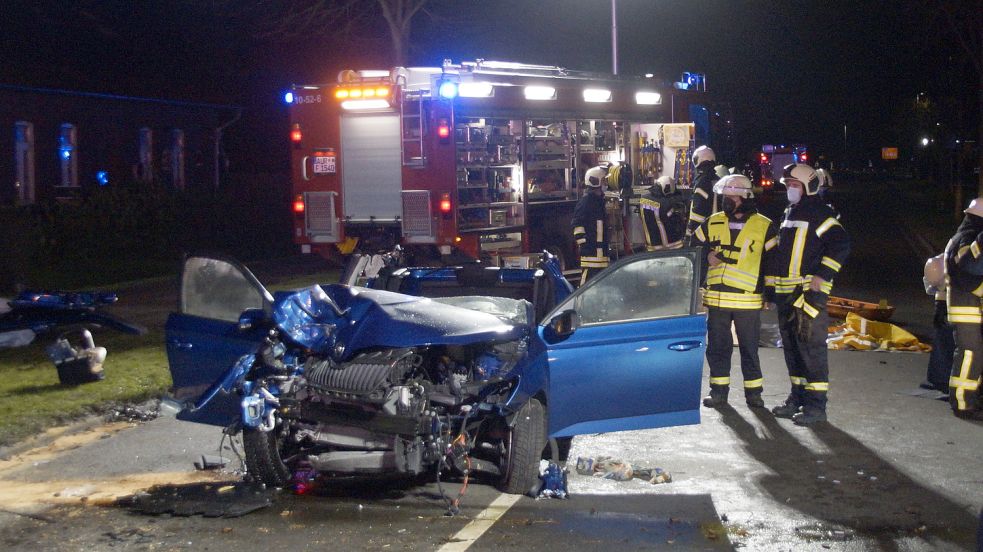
[272,285,526,357]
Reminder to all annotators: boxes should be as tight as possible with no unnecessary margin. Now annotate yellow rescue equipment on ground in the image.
[827,312,930,352]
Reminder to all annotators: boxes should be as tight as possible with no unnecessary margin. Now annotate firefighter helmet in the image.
[965,198,983,218]
[923,253,945,294]
[781,163,820,195]
[714,164,729,179]
[712,174,754,198]
[584,165,607,188]
[816,168,833,189]
[692,145,715,167]
[655,176,676,195]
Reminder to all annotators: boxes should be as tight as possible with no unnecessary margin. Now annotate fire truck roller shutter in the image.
[341,114,403,223]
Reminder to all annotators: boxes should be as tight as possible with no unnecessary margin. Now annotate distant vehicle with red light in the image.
[284,60,706,268]
[757,144,809,189]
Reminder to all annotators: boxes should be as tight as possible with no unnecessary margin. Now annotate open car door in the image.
[165,256,273,426]
[542,249,706,437]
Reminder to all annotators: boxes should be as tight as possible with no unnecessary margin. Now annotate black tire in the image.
[243,424,293,487]
[499,398,546,495]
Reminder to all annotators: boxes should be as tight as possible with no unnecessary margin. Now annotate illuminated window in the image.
[14,121,35,205]
[58,123,78,189]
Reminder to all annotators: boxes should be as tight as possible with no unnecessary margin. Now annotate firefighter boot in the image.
[771,388,804,418]
[793,389,828,426]
[702,385,729,408]
[745,389,765,409]
[793,409,828,426]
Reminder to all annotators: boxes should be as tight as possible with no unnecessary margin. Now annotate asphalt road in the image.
[1,178,981,551]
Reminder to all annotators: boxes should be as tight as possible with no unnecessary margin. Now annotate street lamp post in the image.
[611,0,618,75]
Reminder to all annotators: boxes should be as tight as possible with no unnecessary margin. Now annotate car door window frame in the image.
[180,255,273,322]
[542,248,703,327]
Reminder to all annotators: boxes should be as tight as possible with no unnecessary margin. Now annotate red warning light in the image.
[439,193,452,213]
[293,195,305,213]
[290,124,302,143]
[437,118,451,143]
[800,153,808,162]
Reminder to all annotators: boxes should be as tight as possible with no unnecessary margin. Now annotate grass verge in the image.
[0,268,341,447]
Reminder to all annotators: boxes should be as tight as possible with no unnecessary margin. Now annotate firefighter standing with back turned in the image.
[685,145,721,244]
[572,166,610,285]
[693,174,778,408]
[942,199,983,420]
[639,176,686,251]
[766,164,850,426]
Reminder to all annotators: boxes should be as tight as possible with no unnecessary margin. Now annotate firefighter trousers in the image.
[947,287,982,413]
[776,295,829,413]
[706,307,763,399]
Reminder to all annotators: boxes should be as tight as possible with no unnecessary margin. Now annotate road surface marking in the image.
[438,493,521,551]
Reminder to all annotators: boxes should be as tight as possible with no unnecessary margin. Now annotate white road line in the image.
[438,493,522,552]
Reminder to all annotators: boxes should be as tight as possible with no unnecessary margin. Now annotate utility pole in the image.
[611,0,618,75]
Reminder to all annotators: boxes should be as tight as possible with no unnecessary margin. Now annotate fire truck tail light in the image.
[375,87,389,97]
[439,193,452,213]
[290,124,302,143]
[293,195,305,213]
[437,119,451,144]
[335,89,350,99]
[350,89,363,98]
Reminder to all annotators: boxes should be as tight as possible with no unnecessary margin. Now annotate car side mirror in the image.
[547,309,579,340]
[237,308,266,332]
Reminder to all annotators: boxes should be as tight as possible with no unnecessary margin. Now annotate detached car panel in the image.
[163,250,705,493]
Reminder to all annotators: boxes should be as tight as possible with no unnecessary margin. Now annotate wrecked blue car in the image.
[165,250,705,494]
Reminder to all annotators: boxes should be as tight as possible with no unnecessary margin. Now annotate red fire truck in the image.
[757,144,809,189]
[286,60,705,267]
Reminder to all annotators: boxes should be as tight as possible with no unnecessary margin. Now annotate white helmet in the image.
[584,165,607,188]
[781,163,820,195]
[712,174,754,198]
[655,175,675,195]
[816,168,833,189]
[714,164,729,179]
[965,198,983,218]
[692,145,715,167]
[923,254,945,294]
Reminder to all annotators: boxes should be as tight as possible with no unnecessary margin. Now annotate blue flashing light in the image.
[284,91,294,104]
[438,80,458,99]
[96,171,109,186]
[60,148,71,160]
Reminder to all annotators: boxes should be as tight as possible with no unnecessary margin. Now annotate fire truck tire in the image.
[499,398,546,495]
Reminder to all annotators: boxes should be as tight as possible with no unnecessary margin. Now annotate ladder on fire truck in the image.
[401,90,426,167]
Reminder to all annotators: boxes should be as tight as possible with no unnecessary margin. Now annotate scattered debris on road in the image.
[575,456,672,484]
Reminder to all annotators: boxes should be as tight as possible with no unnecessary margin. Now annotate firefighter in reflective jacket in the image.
[573,166,610,285]
[685,146,720,242]
[693,174,778,408]
[640,176,686,251]
[943,198,983,420]
[766,164,851,426]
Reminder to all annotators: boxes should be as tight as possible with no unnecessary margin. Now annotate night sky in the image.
[0,0,975,172]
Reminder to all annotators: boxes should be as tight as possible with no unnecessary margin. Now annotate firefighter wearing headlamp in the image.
[693,174,777,409]
[766,163,850,426]
[943,198,983,420]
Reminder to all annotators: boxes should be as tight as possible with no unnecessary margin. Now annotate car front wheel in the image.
[243,423,294,487]
[499,398,547,495]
